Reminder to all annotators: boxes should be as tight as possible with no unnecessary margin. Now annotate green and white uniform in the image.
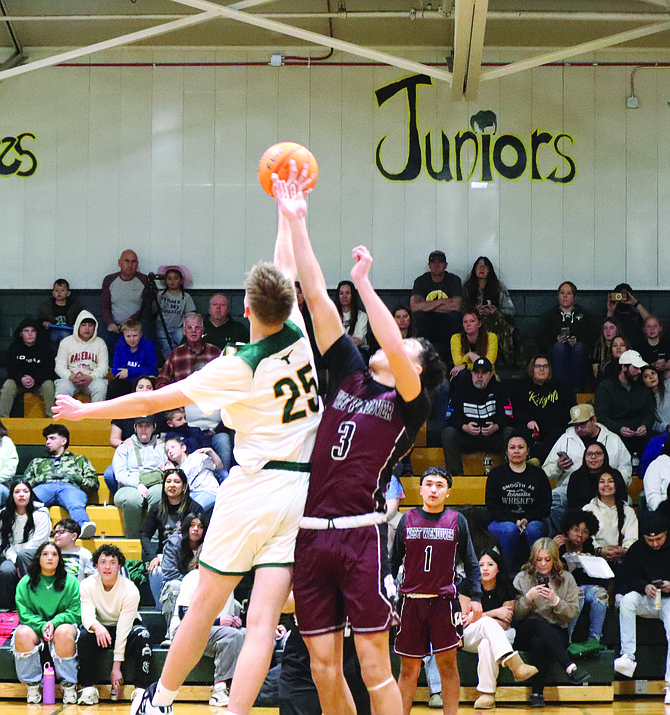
[181,306,321,574]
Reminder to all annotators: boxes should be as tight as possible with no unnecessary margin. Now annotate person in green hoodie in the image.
[12,541,80,705]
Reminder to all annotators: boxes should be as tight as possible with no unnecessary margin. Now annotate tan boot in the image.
[504,651,538,682]
[474,693,496,709]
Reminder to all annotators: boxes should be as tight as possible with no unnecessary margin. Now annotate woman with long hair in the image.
[12,542,80,704]
[450,311,497,378]
[393,305,417,339]
[334,280,369,352]
[513,538,589,707]
[591,318,622,382]
[601,335,631,383]
[642,365,670,432]
[566,441,627,511]
[0,479,51,609]
[140,469,204,609]
[0,419,18,507]
[462,256,516,363]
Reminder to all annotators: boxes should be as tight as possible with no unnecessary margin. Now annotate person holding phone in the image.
[513,538,590,707]
[605,282,650,349]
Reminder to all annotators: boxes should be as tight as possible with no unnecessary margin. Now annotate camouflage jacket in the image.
[23,450,98,494]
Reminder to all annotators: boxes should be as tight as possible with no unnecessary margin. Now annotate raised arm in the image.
[273,171,344,355]
[351,246,421,402]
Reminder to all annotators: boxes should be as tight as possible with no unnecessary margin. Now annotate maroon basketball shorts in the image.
[394,596,463,658]
[293,525,397,636]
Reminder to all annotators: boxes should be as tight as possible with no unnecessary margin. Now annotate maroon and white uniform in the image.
[294,336,430,636]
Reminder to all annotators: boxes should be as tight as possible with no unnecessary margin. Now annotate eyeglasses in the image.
[52,529,73,536]
[534,364,550,370]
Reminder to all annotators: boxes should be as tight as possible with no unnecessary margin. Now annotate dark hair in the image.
[335,280,362,338]
[463,256,502,309]
[54,517,81,537]
[477,547,512,589]
[177,513,207,575]
[0,420,8,440]
[54,279,70,290]
[393,304,417,338]
[558,280,578,297]
[92,543,126,567]
[505,431,529,451]
[526,354,553,382]
[43,424,70,449]
[28,542,67,592]
[416,338,447,395]
[0,480,40,554]
[643,365,666,400]
[458,311,489,361]
[420,466,452,488]
[561,509,600,539]
[593,317,623,376]
[159,468,191,521]
[595,471,629,545]
[134,375,156,390]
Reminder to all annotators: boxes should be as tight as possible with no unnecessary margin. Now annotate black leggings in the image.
[78,622,152,688]
[514,616,571,694]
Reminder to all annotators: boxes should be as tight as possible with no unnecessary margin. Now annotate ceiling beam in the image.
[451,0,474,100]
[482,19,670,81]
[0,10,218,81]
[169,0,453,84]
[464,0,488,100]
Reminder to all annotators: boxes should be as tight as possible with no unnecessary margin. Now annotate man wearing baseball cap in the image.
[594,349,656,455]
[441,357,512,475]
[410,250,463,359]
[615,510,670,701]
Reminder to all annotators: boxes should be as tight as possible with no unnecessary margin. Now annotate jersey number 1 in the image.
[274,364,320,424]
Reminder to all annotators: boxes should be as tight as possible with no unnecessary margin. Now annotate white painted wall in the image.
[1,45,669,291]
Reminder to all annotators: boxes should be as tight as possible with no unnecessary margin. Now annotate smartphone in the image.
[537,575,549,586]
[653,579,664,588]
[560,327,571,338]
[608,291,628,303]
[557,451,568,460]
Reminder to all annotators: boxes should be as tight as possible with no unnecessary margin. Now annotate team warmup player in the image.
[391,467,481,715]
[273,171,446,715]
[53,180,322,715]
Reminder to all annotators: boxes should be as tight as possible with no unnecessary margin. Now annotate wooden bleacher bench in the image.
[4,418,111,445]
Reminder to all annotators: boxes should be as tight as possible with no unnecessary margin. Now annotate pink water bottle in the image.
[43,662,55,705]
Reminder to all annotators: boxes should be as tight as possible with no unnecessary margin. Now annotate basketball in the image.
[258,142,318,196]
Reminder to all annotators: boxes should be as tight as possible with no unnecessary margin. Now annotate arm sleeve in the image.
[390,513,407,578]
[13,509,51,559]
[89,341,109,380]
[155,355,175,390]
[526,470,552,522]
[594,383,620,434]
[551,573,580,623]
[54,341,71,379]
[0,438,19,485]
[621,506,639,550]
[37,300,53,324]
[112,444,139,489]
[352,311,369,349]
[5,346,21,383]
[101,275,114,327]
[643,460,666,512]
[457,513,481,602]
[160,538,182,582]
[450,334,465,367]
[485,470,511,522]
[486,332,498,366]
[498,285,515,317]
[51,576,81,628]
[79,578,99,631]
[179,354,252,416]
[112,580,141,662]
[15,577,47,634]
[74,456,99,493]
[140,508,161,561]
[513,571,533,620]
[621,546,648,595]
[33,347,55,385]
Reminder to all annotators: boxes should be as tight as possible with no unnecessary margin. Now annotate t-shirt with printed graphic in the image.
[412,271,463,303]
[485,463,552,523]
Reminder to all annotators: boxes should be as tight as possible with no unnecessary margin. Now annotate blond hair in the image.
[244,261,293,327]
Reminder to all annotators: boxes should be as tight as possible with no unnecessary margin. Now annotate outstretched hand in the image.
[53,395,89,422]
[351,245,373,284]
[272,175,306,221]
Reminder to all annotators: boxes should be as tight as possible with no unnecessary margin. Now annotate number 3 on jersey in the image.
[331,421,356,461]
[274,364,320,424]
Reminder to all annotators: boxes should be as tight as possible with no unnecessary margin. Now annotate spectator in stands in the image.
[537,281,596,390]
[599,335,632,384]
[38,279,81,348]
[203,293,250,353]
[554,509,608,656]
[485,434,551,566]
[55,311,109,403]
[591,318,622,383]
[513,538,588,708]
[78,544,152,705]
[0,420,18,506]
[24,424,97,539]
[643,365,670,433]
[614,510,670,695]
[155,313,220,390]
[450,311,497,378]
[594,349,656,455]
[584,471,637,567]
[159,513,206,641]
[511,355,571,463]
[441,358,511,476]
[643,440,670,516]
[112,416,165,539]
[163,437,220,511]
[410,250,463,359]
[640,427,669,478]
[101,250,148,345]
[334,280,369,357]
[52,518,94,582]
[169,562,245,707]
[639,316,670,378]
[109,320,158,400]
[393,304,417,339]
[162,407,208,451]
[0,318,55,418]
[12,542,80,704]
[605,283,650,350]
[462,256,516,365]
[0,479,51,609]
[543,403,632,487]
[566,441,626,511]
[153,265,196,359]
[140,468,203,610]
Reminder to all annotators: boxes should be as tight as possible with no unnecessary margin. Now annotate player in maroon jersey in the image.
[273,170,445,715]
[391,467,481,715]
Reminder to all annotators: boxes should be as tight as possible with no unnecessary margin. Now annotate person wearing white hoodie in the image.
[55,311,109,402]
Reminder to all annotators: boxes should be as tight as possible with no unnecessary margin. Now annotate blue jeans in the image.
[569,584,608,641]
[211,431,232,483]
[190,489,217,512]
[103,464,118,499]
[0,484,9,506]
[548,341,589,390]
[488,520,549,568]
[33,482,91,527]
[12,631,79,685]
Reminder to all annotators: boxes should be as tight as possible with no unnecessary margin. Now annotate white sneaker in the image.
[80,521,96,539]
[614,654,637,678]
[131,688,146,703]
[62,683,78,704]
[26,684,41,704]
[130,682,172,715]
[665,683,670,705]
[78,686,100,705]
[208,682,229,707]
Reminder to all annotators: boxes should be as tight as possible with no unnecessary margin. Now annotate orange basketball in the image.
[258,142,318,196]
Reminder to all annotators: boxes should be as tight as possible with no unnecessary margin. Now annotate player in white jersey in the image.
[53,179,321,715]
